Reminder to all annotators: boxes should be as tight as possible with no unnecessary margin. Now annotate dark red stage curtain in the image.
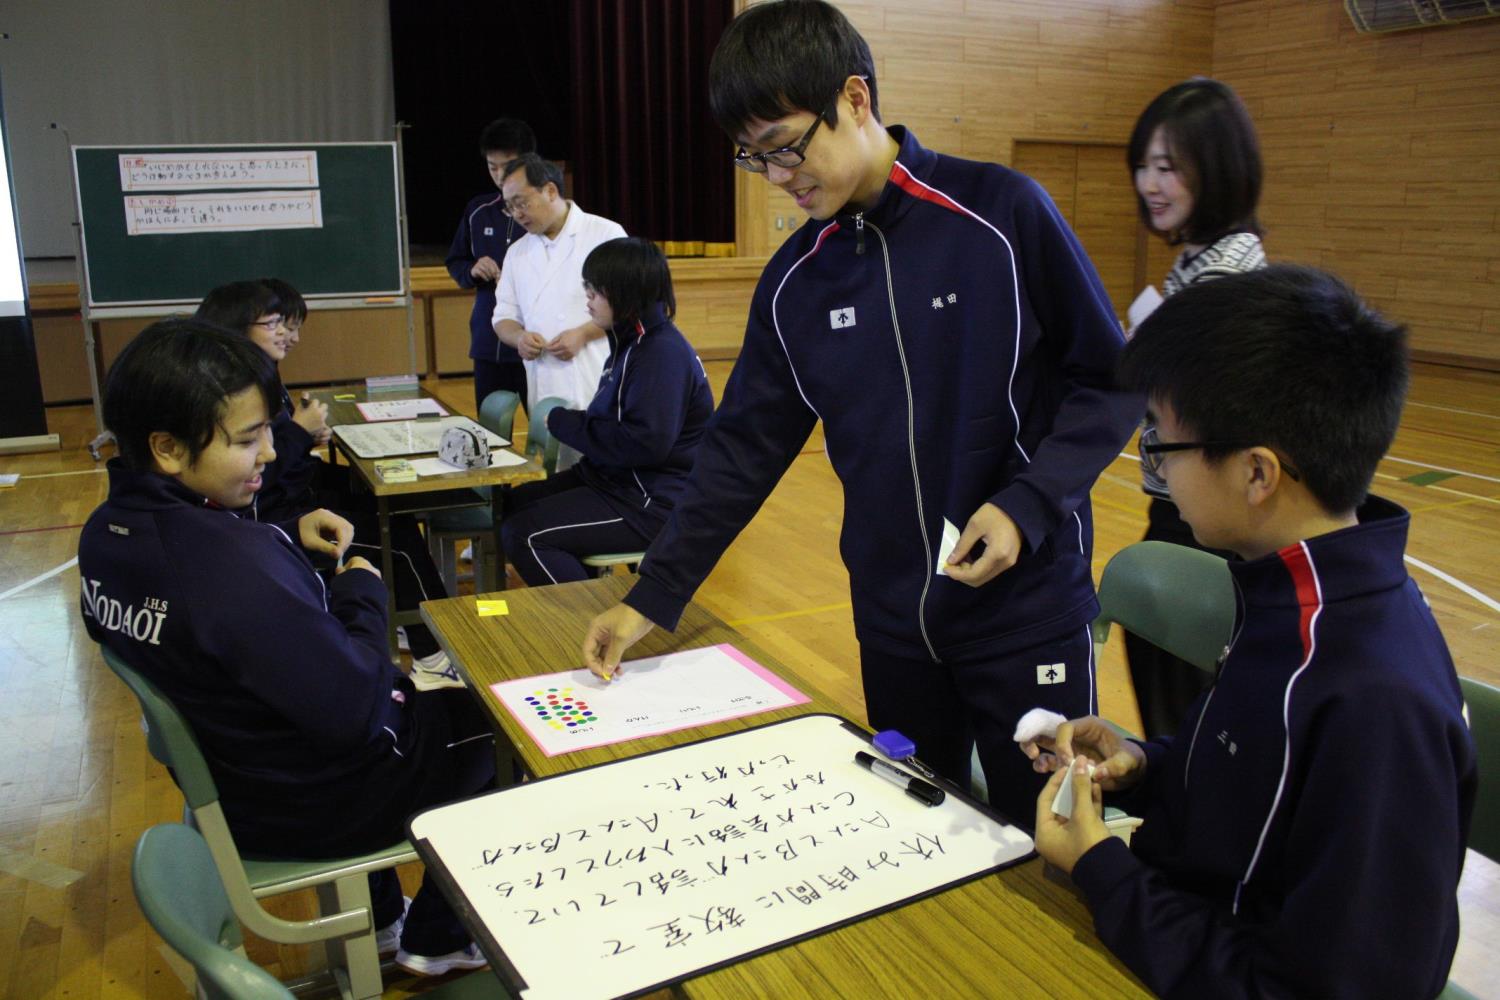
[567,0,735,247]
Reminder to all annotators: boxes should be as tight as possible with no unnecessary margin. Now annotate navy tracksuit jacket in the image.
[1074,497,1476,998]
[625,127,1142,661]
[446,192,525,364]
[549,302,715,536]
[78,463,489,856]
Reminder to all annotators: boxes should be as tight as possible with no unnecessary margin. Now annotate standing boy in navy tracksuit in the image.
[79,320,494,977]
[1025,266,1476,999]
[446,118,537,413]
[502,237,713,585]
[582,1,1141,826]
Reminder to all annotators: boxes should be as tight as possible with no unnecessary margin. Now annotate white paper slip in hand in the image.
[935,517,961,576]
[1051,758,1097,818]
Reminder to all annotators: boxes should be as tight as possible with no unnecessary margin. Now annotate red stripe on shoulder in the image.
[889,161,966,216]
[1277,542,1321,661]
[810,221,841,252]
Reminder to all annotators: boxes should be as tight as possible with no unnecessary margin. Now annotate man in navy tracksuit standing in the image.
[582,1,1141,826]
[446,118,536,413]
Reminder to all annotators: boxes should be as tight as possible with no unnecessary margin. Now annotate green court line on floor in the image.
[1404,470,1458,487]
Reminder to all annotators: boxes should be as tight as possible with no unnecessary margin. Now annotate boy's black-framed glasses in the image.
[1139,424,1301,481]
[732,90,842,174]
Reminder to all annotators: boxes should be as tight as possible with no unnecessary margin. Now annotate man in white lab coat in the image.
[491,154,627,464]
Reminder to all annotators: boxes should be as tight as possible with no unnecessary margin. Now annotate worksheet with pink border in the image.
[490,644,810,756]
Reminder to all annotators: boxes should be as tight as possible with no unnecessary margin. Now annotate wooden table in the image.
[317,384,546,656]
[421,576,1149,998]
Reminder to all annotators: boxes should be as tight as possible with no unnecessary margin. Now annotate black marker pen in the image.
[854,751,945,807]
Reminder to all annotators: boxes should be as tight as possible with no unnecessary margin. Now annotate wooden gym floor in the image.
[1,359,1496,998]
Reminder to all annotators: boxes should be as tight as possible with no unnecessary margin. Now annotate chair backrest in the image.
[478,389,521,443]
[133,824,293,1000]
[526,396,567,475]
[100,644,221,809]
[1460,675,1500,861]
[1093,541,1236,674]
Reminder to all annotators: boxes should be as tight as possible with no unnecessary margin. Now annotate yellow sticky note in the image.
[333,393,357,401]
[476,599,510,617]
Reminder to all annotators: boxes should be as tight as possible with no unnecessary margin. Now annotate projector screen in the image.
[0,108,24,317]
[0,71,49,441]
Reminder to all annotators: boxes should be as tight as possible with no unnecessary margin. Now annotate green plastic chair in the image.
[1459,676,1499,862]
[524,395,567,475]
[426,389,523,592]
[101,645,417,1000]
[525,395,646,576]
[1435,676,1497,1000]
[133,824,505,1000]
[133,824,292,1000]
[1091,541,1236,675]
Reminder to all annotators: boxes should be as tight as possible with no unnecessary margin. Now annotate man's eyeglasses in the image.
[501,193,534,217]
[1139,424,1301,481]
[733,90,843,174]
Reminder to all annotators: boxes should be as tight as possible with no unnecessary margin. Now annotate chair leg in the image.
[436,538,459,595]
[316,874,382,1000]
[466,535,490,593]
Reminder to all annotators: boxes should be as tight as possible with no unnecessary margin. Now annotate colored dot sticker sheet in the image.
[489,644,811,757]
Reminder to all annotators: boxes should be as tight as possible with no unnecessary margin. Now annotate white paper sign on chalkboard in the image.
[409,714,1034,1000]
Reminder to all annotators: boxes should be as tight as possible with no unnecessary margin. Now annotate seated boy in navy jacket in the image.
[1023,265,1477,999]
[79,320,493,977]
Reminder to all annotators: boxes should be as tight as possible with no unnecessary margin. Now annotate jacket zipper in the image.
[868,219,939,663]
[854,212,866,255]
[1183,578,1245,786]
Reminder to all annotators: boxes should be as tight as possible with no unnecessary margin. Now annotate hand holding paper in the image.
[1033,759,1109,874]
[944,503,1021,587]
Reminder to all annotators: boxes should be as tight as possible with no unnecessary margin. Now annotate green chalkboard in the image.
[72,143,403,310]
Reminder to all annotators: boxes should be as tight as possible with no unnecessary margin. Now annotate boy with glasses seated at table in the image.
[80,320,495,976]
[195,280,460,690]
[1024,265,1476,999]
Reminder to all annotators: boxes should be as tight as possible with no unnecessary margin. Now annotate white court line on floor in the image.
[1407,401,1500,421]
[1374,471,1500,508]
[0,557,78,602]
[1404,555,1500,617]
[7,468,108,480]
[1381,455,1500,486]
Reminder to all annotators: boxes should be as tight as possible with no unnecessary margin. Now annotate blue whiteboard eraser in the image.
[872,729,916,761]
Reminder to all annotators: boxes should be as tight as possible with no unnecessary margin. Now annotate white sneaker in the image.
[395,942,488,977]
[410,650,465,691]
[374,895,411,955]
[459,543,474,562]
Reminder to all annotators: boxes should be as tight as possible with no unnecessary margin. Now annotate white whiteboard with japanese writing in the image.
[408,714,1034,1000]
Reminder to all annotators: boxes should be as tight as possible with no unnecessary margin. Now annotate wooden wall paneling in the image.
[431,294,474,374]
[730,2,1214,269]
[32,313,95,404]
[1013,140,1153,323]
[90,306,429,388]
[1074,145,1142,315]
[1215,0,1500,364]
